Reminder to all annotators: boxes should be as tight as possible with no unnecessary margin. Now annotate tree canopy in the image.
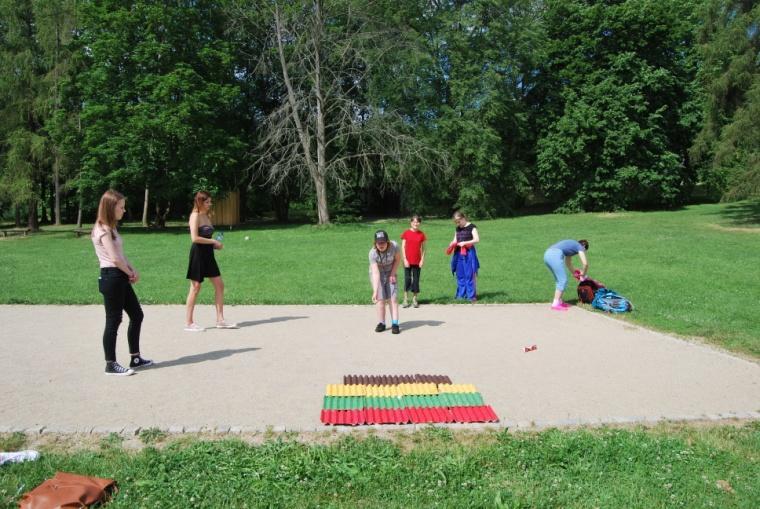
[1,0,757,227]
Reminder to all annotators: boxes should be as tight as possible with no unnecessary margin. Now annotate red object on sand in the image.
[523,345,537,352]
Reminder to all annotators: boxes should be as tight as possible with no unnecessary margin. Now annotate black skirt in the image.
[186,243,221,282]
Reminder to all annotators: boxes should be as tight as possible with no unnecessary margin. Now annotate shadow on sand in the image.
[155,347,260,369]
[235,316,308,328]
[400,320,445,331]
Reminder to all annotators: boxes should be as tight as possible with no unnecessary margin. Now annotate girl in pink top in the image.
[91,190,152,376]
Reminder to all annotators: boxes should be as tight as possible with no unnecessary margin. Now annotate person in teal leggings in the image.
[543,239,589,310]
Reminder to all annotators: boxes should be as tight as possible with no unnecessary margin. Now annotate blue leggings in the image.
[543,248,567,291]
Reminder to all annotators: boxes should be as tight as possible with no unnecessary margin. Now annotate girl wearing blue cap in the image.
[369,230,401,334]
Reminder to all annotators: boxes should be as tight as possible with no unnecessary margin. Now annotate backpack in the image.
[577,278,605,304]
[591,288,633,313]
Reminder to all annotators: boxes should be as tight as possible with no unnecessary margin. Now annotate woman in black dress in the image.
[185,191,237,331]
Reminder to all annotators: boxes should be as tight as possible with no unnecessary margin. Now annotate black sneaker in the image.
[375,322,386,333]
[391,324,400,334]
[129,356,154,369]
[105,361,134,377]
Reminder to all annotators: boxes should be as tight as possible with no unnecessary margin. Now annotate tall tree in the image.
[232,0,441,224]
[78,0,247,226]
[35,0,78,225]
[533,0,701,211]
[0,0,48,230]
[420,0,544,216]
[690,0,760,200]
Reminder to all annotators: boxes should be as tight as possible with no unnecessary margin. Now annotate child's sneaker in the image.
[375,322,386,332]
[412,299,419,308]
[105,361,134,376]
[401,300,410,308]
[216,320,239,329]
[184,323,205,332]
[129,356,154,369]
[391,324,400,334]
[551,303,569,311]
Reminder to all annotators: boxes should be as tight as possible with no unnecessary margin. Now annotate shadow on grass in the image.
[718,201,760,227]
[400,320,444,331]
[236,316,308,328]
[155,347,260,369]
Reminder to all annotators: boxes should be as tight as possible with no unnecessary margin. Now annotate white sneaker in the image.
[216,320,239,329]
[184,323,205,332]
[0,450,39,466]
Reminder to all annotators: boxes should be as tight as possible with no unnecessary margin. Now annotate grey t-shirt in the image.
[369,241,398,273]
[550,239,585,257]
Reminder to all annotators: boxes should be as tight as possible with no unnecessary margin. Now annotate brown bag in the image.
[18,471,115,509]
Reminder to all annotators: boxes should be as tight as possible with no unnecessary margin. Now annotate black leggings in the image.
[99,268,143,362]
[404,265,421,294]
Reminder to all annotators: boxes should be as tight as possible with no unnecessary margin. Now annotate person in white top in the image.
[91,190,152,376]
[369,230,401,334]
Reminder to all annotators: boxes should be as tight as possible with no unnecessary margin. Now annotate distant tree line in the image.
[0,0,757,227]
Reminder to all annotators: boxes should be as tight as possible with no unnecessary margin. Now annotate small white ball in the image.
[244,236,250,241]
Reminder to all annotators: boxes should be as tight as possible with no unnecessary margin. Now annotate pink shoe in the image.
[559,302,571,309]
[551,303,569,311]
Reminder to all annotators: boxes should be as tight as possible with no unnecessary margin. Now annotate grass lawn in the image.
[1,424,758,508]
[1,201,758,356]
[1,203,758,507]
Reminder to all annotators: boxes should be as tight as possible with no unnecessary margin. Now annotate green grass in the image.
[1,201,759,356]
[2,424,758,508]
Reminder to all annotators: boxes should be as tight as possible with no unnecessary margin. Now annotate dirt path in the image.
[1,304,758,433]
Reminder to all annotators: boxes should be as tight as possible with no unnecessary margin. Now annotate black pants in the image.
[99,268,143,362]
[404,265,421,294]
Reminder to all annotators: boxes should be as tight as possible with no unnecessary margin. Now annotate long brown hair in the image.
[192,191,211,213]
[94,189,124,239]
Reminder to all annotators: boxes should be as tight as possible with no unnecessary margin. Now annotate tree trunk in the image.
[53,13,63,226]
[15,206,21,227]
[40,199,48,225]
[76,194,83,228]
[54,155,61,225]
[273,189,290,222]
[28,199,39,231]
[274,4,329,224]
[142,186,149,227]
[154,200,171,228]
[313,0,330,225]
[314,175,329,225]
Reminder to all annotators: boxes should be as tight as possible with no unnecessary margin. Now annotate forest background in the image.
[1,0,757,227]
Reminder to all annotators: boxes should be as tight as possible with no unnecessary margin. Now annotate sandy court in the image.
[1,304,758,433]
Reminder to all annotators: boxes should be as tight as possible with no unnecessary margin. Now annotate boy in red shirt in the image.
[400,215,427,308]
